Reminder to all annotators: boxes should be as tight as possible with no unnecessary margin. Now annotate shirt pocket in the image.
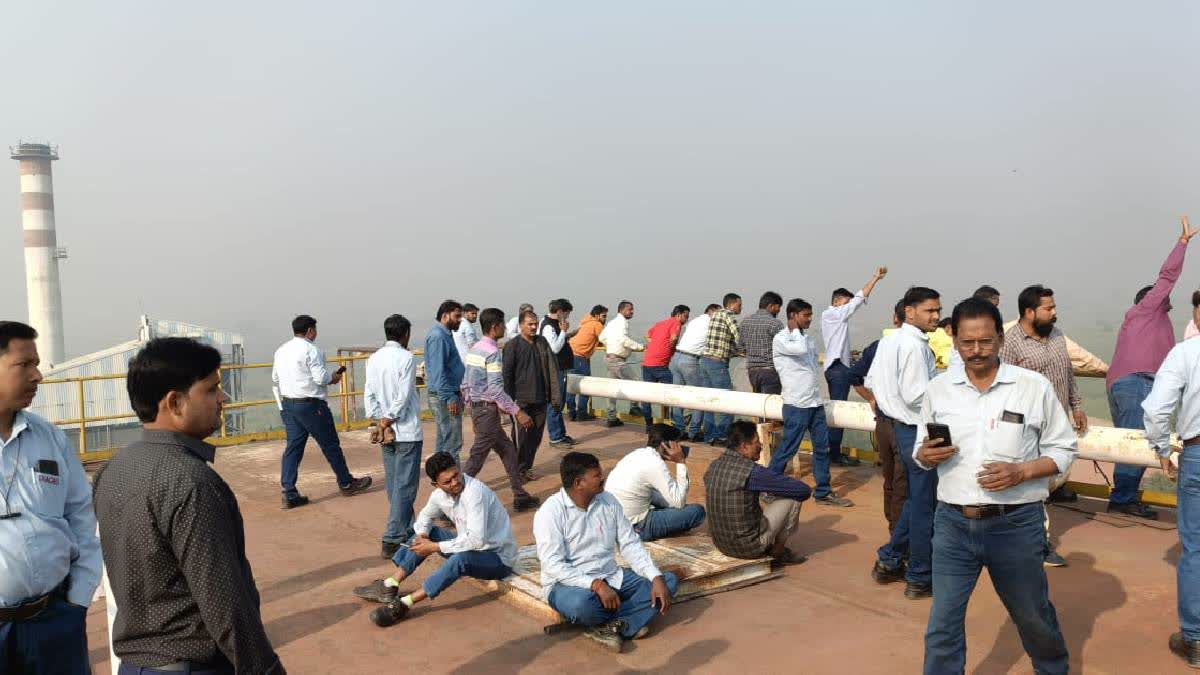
[28,463,67,517]
[984,420,1027,462]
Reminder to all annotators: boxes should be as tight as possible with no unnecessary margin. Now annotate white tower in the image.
[10,142,67,365]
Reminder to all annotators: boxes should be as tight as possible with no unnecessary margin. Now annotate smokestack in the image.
[10,142,66,365]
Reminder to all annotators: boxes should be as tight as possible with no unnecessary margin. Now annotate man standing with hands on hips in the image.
[915,298,1074,675]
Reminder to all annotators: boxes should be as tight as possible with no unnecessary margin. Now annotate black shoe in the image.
[831,455,862,467]
[354,578,399,603]
[281,495,310,510]
[815,495,854,507]
[340,476,373,496]
[550,436,577,448]
[370,600,410,627]
[904,582,933,600]
[1108,502,1158,520]
[583,620,626,653]
[708,437,727,447]
[568,413,579,422]
[1043,550,1068,568]
[381,541,401,560]
[1047,486,1078,503]
[1170,631,1200,668]
[513,495,541,512]
[871,561,905,584]
[628,406,644,417]
[605,418,624,428]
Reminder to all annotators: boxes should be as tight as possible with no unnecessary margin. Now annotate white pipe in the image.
[567,375,1169,468]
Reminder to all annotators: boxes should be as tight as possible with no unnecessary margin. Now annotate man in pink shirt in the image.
[641,306,689,426]
[1107,217,1196,519]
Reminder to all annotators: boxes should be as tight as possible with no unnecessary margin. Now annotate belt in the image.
[747,366,775,371]
[944,502,1038,520]
[140,661,227,673]
[281,396,323,404]
[0,578,68,622]
[676,351,700,358]
[1183,436,1200,449]
[468,400,495,408]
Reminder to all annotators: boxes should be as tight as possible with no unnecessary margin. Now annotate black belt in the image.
[468,400,495,408]
[0,579,67,622]
[142,663,225,673]
[944,502,1038,520]
[281,396,323,404]
[747,366,775,371]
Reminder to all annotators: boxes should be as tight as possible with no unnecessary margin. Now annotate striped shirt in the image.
[703,309,742,362]
[462,336,520,415]
[999,323,1081,414]
[738,309,783,369]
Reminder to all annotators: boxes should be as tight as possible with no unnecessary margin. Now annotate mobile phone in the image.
[926,423,952,447]
[681,445,691,459]
[336,365,347,375]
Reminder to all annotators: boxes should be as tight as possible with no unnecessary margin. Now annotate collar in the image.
[292,335,314,345]
[901,323,930,342]
[432,323,452,336]
[479,336,498,348]
[558,487,598,512]
[139,429,217,463]
[1,410,32,446]
[947,362,1017,390]
[383,340,409,352]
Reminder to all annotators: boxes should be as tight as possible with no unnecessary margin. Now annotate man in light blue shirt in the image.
[453,303,479,364]
[425,301,466,462]
[770,298,852,507]
[913,298,1072,675]
[0,321,101,674]
[365,314,424,561]
[534,452,678,652]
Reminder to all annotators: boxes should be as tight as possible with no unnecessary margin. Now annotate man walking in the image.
[670,304,719,441]
[540,299,577,447]
[599,301,645,427]
[567,305,608,422]
[272,315,371,509]
[821,266,887,467]
[739,292,784,395]
[0,321,102,675]
[453,303,480,364]
[365,314,423,560]
[642,305,689,426]
[915,298,1074,675]
[425,301,466,463]
[504,310,561,482]
[701,293,744,444]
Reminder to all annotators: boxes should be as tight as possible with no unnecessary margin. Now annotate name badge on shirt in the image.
[35,459,60,485]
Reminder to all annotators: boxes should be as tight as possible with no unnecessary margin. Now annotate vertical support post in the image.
[218,368,228,438]
[77,378,87,454]
[756,421,782,469]
[341,361,351,431]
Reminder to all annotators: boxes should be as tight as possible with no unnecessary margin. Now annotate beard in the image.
[1033,318,1055,338]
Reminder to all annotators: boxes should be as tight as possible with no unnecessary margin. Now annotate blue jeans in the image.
[770,404,833,498]
[925,502,1067,675]
[382,440,422,544]
[428,394,464,463]
[669,352,704,437]
[635,504,707,541]
[1179,449,1200,640]
[280,398,353,498]
[877,423,938,585]
[700,357,733,441]
[392,526,513,599]
[548,570,679,638]
[569,356,592,419]
[823,361,852,462]
[120,665,231,675]
[1107,373,1155,505]
[641,365,673,426]
[0,594,89,675]
[547,369,571,442]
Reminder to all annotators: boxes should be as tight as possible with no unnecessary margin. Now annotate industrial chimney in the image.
[10,142,67,365]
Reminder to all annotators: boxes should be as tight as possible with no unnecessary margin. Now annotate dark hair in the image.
[831,288,854,303]
[1193,290,1200,309]
[127,338,223,423]
[0,321,37,352]
[479,308,505,332]
[785,298,813,317]
[671,304,690,317]
[1135,285,1155,306]
[560,451,601,488]
[292,315,317,335]
[617,300,633,312]
[590,304,608,316]
[758,291,782,309]
[903,286,940,308]
[384,314,411,343]
[425,452,459,482]
[972,285,1001,302]
[722,293,741,308]
[1017,285,1054,318]
[893,299,906,324]
[519,309,539,324]
[938,317,952,330]
[549,298,574,314]
[462,303,479,313]
[436,300,463,322]
[950,297,1003,335]
[647,423,681,450]
[705,303,721,313]
[725,420,758,451]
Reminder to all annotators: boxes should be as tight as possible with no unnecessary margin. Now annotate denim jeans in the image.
[1179,449,1200,641]
[641,365,673,426]
[669,352,704,437]
[877,422,938,585]
[0,594,90,675]
[1107,373,1155,505]
[428,393,464,463]
[280,398,353,498]
[635,504,707,541]
[924,502,1068,675]
[392,525,513,599]
[823,360,852,462]
[569,356,592,419]
[700,357,733,441]
[381,440,422,545]
[547,369,571,442]
[769,404,833,498]
[548,570,679,638]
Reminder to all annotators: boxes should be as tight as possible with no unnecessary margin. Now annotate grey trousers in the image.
[757,497,802,553]
[462,402,531,500]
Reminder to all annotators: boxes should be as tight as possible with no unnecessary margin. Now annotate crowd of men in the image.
[4,220,1200,672]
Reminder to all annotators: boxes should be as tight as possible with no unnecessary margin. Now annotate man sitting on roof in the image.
[604,423,707,541]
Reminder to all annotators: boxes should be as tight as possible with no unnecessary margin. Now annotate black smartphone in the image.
[336,365,347,375]
[681,445,691,459]
[926,423,952,446]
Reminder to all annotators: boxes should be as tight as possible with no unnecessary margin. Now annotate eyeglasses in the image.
[957,338,997,351]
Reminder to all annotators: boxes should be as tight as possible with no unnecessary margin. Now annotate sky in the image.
[4,1,1200,361]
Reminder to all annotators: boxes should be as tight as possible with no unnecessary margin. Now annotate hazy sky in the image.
[5,2,1200,361]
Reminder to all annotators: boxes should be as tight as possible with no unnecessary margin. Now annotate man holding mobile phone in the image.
[605,424,706,541]
[914,298,1075,675]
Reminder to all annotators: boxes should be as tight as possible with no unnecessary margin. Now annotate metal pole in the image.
[77,378,87,454]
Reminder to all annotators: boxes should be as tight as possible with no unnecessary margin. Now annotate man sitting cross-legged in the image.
[604,423,707,541]
[354,452,518,626]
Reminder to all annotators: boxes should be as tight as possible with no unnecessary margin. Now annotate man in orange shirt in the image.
[567,305,608,422]
[641,306,689,426]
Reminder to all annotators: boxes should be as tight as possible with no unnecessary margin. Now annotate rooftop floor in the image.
[87,418,1185,674]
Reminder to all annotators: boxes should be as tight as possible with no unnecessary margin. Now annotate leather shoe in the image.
[1107,502,1158,520]
[1170,631,1200,667]
[370,600,409,627]
[1047,486,1078,503]
[815,495,854,507]
[904,582,933,599]
[831,455,862,467]
[871,561,905,584]
[381,541,401,560]
[513,495,541,512]
[340,476,373,496]
[281,495,310,510]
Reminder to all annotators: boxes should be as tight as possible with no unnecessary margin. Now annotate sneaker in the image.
[281,495,310,510]
[583,620,626,653]
[513,495,542,512]
[1043,550,1068,568]
[381,541,401,560]
[1170,631,1200,668]
[605,418,624,428]
[1107,502,1158,520]
[549,436,577,448]
[815,495,854,508]
[831,455,862,467]
[369,600,409,627]
[871,561,905,584]
[904,582,933,600]
[340,476,373,496]
[354,579,398,604]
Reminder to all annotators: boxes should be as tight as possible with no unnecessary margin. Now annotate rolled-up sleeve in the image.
[1039,382,1079,474]
[1144,346,1187,456]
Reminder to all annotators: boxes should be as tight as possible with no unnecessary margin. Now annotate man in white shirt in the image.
[355,452,519,628]
[670,304,719,440]
[541,298,578,447]
[821,266,887,467]
[364,314,423,560]
[605,424,706,541]
[505,303,534,342]
[598,301,645,427]
[534,452,678,652]
[272,315,371,509]
[453,303,480,364]
[914,298,1073,675]
[771,299,853,507]
[865,287,941,598]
